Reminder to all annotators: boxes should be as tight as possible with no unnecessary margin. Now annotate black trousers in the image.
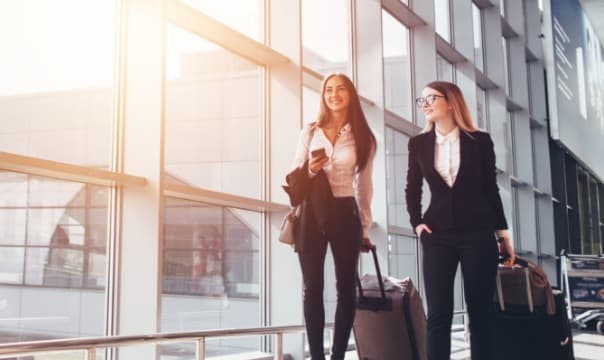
[298,197,361,360]
[421,230,499,360]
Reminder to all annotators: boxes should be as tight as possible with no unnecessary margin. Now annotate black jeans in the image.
[298,197,361,360]
[421,230,499,360]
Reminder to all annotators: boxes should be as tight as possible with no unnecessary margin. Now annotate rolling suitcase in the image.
[353,247,426,360]
[493,257,574,360]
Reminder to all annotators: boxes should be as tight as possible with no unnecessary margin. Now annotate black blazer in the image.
[405,129,508,233]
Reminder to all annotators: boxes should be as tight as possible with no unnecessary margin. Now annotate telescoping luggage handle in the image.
[356,246,393,311]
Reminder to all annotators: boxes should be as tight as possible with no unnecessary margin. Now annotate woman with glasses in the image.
[405,81,515,360]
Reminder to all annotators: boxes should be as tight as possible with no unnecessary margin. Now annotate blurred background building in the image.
[0,0,602,359]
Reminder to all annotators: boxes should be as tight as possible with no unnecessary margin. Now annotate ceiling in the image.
[579,0,604,46]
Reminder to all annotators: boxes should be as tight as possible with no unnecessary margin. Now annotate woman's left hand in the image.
[361,237,374,253]
[498,234,516,265]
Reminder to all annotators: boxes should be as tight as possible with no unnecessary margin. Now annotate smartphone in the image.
[311,148,326,158]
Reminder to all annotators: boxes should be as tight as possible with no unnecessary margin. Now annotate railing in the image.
[0,323,334,360]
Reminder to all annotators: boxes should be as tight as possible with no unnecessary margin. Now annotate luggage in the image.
[493,257,574,360]
[353,247,426,360]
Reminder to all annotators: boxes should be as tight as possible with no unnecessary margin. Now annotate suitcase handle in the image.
[356,246,392,311]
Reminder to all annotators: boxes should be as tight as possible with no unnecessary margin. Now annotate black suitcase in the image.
[493,258,574,360]
[353,247,426,360]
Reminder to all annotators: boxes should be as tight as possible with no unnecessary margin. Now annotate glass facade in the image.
[0,0,117,167]
[382,10,412,120]
[435,0,451,42]
[302,0,351,76]
[0,172,108,341]
[476,86,488,130]
[436,54,454,82]
[165,25,263,199]
[1,0,598,358]
[472,3,484,73]
[385,127,411,229]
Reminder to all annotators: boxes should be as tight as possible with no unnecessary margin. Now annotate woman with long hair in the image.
[405,81,515,360]
[289,73,376,360]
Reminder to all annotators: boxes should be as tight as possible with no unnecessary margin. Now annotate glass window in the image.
[434,0,451,42]
[302,0,351,76]
[382,10,413,120]
[476,86,488,130]
[0,1,118,167]
[386,127,412,229]
[181,0,263,41]
[436,54,454,82]
[0,172,108,342]
[472,3,485,72]
[303,86,321,124]
[502,37,511,96]
[388,234,418,285]
[164,25,263,199]
[509,112,517,176]
[161,198,260,356]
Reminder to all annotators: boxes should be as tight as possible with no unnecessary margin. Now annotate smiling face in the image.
[323,75,351,114]
[421,87,450,124]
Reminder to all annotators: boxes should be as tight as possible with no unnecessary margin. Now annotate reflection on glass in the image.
[473,3,484,72]
[382,10,412,120]
[182,0,263,41]
[434,0,450,42]
[477,86,488,130]
[436,54,454,82]
[164,25,262,199]
[302,0,351,75]
[386,128,412,229]
[500,0,506,17]
[0,1,117,167]
[0,172,108,343]
[161,198,260,357]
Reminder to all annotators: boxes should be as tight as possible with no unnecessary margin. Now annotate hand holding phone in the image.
[309,148,328,174]
[311,148,326,159]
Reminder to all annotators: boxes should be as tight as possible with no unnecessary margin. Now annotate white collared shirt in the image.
[434,126,461,188]
[292,123,374,238]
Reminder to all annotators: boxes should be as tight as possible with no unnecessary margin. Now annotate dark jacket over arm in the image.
[284,163,333,252]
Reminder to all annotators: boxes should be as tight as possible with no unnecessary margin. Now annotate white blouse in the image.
[434,126,461,188]
[292,123,374,238]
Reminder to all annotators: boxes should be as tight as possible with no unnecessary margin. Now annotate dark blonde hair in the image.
[316,73,376,172]
[421,81,478,133]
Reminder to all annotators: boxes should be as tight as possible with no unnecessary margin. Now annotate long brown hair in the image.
[316,73,376,172]
[420,81,477,133]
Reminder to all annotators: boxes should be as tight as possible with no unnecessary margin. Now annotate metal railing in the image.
[0,323,333,360]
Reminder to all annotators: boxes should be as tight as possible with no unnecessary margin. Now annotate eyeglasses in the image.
[415,94,446,108]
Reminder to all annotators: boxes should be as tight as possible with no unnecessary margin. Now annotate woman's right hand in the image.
[415,224,432,238]
[308,153,328,174]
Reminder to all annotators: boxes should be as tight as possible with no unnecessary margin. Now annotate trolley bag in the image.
[353,247,426,360]
[493,258,574,360]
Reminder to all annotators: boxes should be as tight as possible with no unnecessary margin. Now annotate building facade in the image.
[0,0,602,359]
